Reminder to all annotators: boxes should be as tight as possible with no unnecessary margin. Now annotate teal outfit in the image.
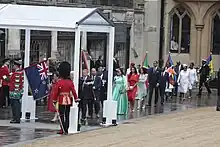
[113,76,128,115]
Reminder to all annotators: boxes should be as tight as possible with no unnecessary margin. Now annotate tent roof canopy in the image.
[0,4,114,31]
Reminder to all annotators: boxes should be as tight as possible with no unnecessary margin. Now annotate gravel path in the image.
[21,107,220,147]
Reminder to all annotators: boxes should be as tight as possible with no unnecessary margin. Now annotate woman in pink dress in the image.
[127,67,139,112]
[48,72,59,122]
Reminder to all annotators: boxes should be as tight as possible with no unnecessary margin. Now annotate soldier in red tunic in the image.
[52,61,78,135]
[9,60,23,123]
[0,58,10,108]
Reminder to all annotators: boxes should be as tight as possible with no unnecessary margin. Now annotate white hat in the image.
[183,64,187,67]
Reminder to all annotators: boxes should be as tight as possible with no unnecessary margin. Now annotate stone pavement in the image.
[20,107,220,147]
[1,90,219,146]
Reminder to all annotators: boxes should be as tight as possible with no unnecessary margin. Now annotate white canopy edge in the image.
[0,4,114,32]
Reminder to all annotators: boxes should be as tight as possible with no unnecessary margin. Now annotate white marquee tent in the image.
[0,4,117,133]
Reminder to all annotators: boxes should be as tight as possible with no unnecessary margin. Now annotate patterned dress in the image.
[112,76,128,115]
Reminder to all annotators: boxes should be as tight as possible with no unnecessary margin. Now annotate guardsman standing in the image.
[1,58,10,107]
[9,60,23,124]
[52,61,78,135]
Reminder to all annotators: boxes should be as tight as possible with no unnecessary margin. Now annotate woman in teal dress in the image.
[113,68,128,115]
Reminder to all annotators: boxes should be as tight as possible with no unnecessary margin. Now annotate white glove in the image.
[156,83,159,87]
[93,86,96,89]
[178,83,180,86]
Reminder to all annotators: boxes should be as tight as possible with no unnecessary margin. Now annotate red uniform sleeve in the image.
[71,82,78,100]
[52,82,60,102]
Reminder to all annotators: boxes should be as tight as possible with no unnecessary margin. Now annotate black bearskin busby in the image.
[58,61,71,79]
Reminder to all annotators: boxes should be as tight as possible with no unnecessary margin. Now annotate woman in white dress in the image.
[188,62,198,98]
[136,67,148,109]
[177,64,190,100]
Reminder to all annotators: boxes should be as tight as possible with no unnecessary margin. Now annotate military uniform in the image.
[52,79,78,134]
[9,67,23,123]
[1,63,10,107]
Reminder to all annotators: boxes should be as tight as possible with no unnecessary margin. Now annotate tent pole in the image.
[102,26,117,126]
[21,29,31,121]
[69,27,81,134]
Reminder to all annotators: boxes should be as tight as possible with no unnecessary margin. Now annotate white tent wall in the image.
[0,4,117,133]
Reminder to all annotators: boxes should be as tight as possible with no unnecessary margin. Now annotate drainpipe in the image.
[159,0,165,68]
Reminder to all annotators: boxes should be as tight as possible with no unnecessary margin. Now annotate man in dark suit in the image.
[79,69,94,123]
[174,61,182,96]
[91,68,102,118]
[148,61,161,106]
[198,59,211,96]
[159,68,166,105]
[100,69,108,108]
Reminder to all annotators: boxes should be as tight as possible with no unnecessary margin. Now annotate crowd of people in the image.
[59,56,212,121]
[0,55,212,135]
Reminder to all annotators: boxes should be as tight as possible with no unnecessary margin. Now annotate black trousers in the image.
[93,91,100,115]
[199,79,211,94]
[11,99,21,122]
[159,86,165,104]
[148,86,159,106]
[59,105,71,133]
[81,99,93,119]
[2,85,9,107]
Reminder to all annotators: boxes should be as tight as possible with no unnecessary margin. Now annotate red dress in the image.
[127,74,139,102]
[47,81,57,112]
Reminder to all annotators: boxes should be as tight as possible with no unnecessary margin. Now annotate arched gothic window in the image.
[169,6,191,53]
[212,9,220,54]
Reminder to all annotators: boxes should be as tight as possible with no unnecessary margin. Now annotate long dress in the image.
[127,74,139,102]
[188,68,198,90]
[177,70,190,93]
[137,74,147,100]
[112,76,128,115]
[48,81,57,112]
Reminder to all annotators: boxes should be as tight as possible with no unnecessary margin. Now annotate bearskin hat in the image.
[58,61,71,79]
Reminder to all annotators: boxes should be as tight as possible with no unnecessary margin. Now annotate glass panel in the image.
[212,15,220,54]
[180,14,191,53]
[170,13,179,53]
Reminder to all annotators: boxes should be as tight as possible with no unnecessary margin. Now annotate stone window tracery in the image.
[169,6,191,54]
[212,9,220,55]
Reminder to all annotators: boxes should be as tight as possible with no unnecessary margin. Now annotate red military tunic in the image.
[52,79,77,105]
[1,65,10,86]
[9,71,24,99]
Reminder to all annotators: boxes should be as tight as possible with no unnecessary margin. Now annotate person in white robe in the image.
[188,62,198,98]
[177,64,190,99]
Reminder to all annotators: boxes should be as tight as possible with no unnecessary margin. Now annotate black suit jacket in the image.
[92,75,102,91]
[79,75,93,100]
[100,70,108,101]
[148,67,161,87]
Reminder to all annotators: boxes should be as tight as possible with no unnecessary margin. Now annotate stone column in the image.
[51,31,57,59]
[195,25,204,66]
[7,29,20,58]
